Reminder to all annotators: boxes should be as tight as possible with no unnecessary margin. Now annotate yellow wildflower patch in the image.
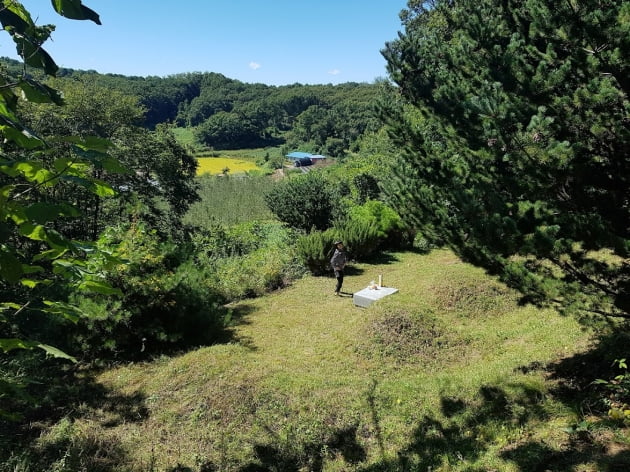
[196,157,260,176]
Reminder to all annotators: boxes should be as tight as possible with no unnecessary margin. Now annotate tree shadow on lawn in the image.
[236,424,367,472]
[359,330,630,472]
[362,251,401,266]
[1,356,149,471]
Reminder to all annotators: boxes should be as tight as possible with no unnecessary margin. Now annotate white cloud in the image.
[328,69,341,76]
[249,61,261,70]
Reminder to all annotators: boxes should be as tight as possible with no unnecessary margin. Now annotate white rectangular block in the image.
[353,287,399,308]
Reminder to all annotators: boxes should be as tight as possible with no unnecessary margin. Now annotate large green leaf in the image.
[50,0,101,24]
[44,229,74,250]
[0,302,22,312]
[25,202,80,224]
[18,223,47,241]
[0,101,44,148]
[18,78,65,105]
[42,300,85,324]
[53,156,90,176]
[6,202,28,225]
[0,121,44,149]
[14,161,57,184]
[0,338,76,362]
[0,338,35,353]
[12,35,59,76]
[0,2,34,35]
[78,279,122,296]
[61,175,116,197]
[33,247,67,261]
[36,343,76,362]
[0,246,23,283]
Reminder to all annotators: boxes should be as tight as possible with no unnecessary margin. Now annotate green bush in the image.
[194,221,306,300]
[348,200,414,250]
[338,218,381,261]
[265,172,337,232]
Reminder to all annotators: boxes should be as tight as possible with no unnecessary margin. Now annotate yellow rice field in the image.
[196,157,261,175]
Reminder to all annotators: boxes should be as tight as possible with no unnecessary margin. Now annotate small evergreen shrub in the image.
[338,218,381,261]
[69,224,228,359]
[296,228,339,275]
[348,200,414,250]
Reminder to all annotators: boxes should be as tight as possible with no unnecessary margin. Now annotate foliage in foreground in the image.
[0,0,117,379]
[382,0,630,323]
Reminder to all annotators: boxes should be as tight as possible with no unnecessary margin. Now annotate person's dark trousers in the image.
[334,269,344,293]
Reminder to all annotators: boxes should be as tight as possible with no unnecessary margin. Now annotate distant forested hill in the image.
[2,57,385,155]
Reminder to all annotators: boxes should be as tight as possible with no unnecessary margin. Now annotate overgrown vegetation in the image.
[1,0,628,469]
[184,173,275,227]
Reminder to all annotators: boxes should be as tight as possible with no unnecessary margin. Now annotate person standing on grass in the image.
[330,240,348,296]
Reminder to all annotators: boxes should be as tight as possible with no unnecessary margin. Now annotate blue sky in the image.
[7,1,409,85]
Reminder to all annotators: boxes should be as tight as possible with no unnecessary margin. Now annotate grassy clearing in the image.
[171,127,197,149]
[29,249,627,471]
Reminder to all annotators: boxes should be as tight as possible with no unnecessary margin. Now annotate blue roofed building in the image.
[286,151,327,162]
[286,151,313,160]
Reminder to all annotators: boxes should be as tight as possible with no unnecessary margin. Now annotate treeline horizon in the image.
[2,56,387,156]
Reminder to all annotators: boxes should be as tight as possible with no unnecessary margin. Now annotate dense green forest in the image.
[1,57,384,156]
[0,0,628,470]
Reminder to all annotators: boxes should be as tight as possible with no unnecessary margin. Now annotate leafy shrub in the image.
[194,221,306,300]
[265,172,336,232]
[338,218,381,261]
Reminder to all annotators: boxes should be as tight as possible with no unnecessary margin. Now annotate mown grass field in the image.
[31,249,628,471]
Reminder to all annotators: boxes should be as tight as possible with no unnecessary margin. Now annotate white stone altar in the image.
[353,286,399,308]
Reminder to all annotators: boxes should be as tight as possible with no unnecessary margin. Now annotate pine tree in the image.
[381,0,629,321]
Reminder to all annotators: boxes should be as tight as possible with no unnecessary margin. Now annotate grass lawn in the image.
[32,250,629,471]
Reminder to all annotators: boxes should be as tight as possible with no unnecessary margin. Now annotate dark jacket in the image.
[330,248,348,270]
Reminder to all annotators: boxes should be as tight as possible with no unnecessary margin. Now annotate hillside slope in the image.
[39,249,622,471]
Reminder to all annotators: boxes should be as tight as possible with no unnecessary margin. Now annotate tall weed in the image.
[184,174,275,228]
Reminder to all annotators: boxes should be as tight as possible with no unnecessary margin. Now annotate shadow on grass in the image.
[0,356,148,471]
[359,330,630,472]
[362,251,401,265]
[212,302,260,349]
[236,425,367,472]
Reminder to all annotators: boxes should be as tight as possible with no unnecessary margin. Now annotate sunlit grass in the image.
[68,249,606,471]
